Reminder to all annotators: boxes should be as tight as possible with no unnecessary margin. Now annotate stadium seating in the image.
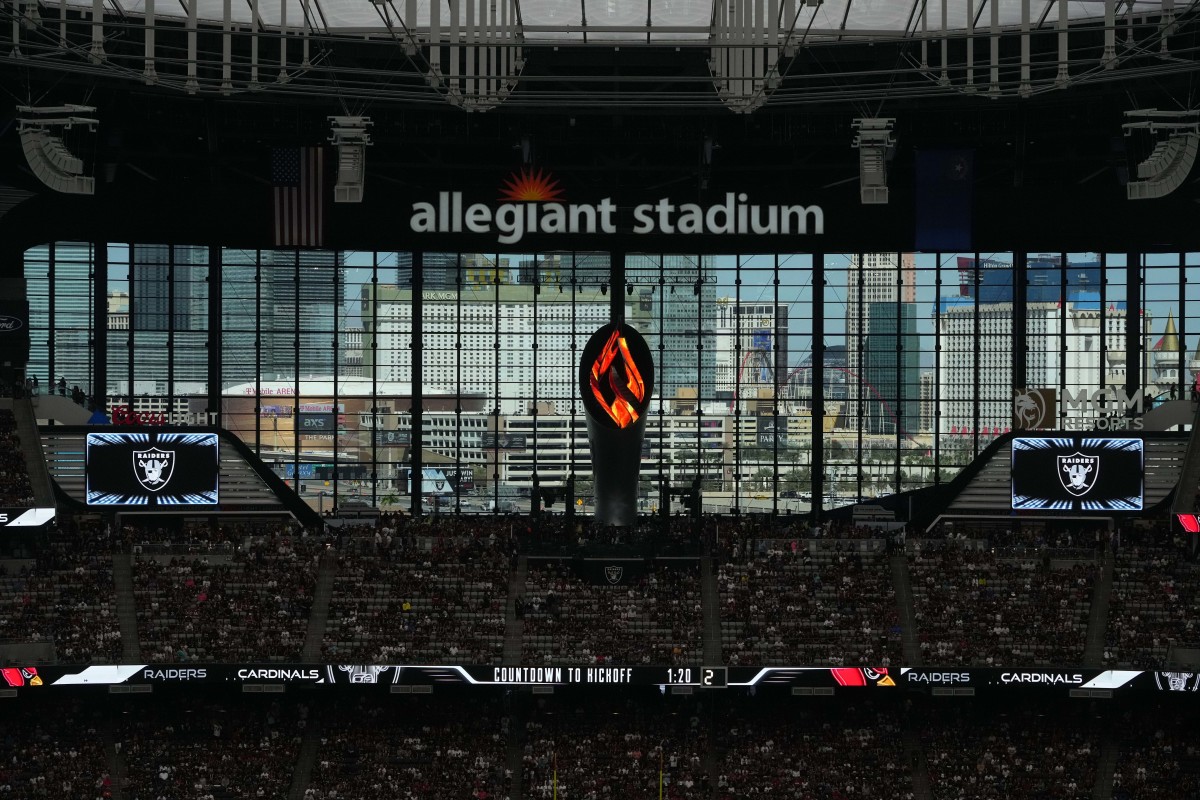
[1112,705,1200,800]
[133,531,318,662]
[719,542,901,666]
[119,695,304,800]
[322,536,509,664]
[716,699,914,800]
[0,698,114,798]
[0,410,34,507]
[523,693,708,800]
[909,541,1095,666]
[521,561,702,666]
[309,695,510,800]
[1105,543,1200,667]
[922,701,1099,800]
[0,520,121,663]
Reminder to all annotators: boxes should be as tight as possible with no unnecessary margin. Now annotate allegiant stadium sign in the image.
[409,191,824,245]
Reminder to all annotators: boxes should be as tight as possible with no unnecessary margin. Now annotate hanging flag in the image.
[915,150,973,251]
[272,147,325,248]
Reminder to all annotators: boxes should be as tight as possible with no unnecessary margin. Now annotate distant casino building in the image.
[361,284,616,415]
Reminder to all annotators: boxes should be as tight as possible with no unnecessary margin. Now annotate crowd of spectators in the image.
[716,700,913,799]
[306,696,510,800]
[921,703,1099,800]
[120,696,303,800]
[0,410,35,507]
[520,561,702,666]
[133,526,319,662]
[1111,705,1200,800]
[323,533,509,664]
[1105,543,1200,667]
[0,519,121,663]
[0,698,114,798]
[909,542,1094,666]
[523,693,708,800]
[718,542,901,666]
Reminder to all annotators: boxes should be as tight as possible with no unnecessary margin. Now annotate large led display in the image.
[86,432,220,506]
[1011,436,1143,512]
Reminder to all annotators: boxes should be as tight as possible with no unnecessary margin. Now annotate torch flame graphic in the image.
[589,331,647,428]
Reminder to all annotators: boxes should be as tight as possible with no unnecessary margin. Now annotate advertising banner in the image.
[6,664,1191,695]
[0,508,56,527]
[480,433,527,450]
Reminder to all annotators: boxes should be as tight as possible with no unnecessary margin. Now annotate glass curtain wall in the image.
[24,245,1189,515]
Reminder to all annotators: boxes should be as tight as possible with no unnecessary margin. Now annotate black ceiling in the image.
[2,13,1200,258]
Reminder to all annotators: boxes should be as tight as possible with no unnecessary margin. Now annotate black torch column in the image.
[579,322,654,527]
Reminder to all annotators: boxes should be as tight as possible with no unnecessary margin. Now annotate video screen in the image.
[86,432,220,506]
[1011,436,1143,512]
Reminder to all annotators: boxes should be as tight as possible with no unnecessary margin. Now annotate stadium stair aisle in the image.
[903,727,933,800]
[12,395,55,506]
[889,551,922,665]
[104,711,127,800]
[503,555,528,663]
[111,552,141,662]
[1092,736,1119,800]
[301,550,338,661]
[286,713,323,800]
[704,706,720,800]
[1083,553,1115,668]
[700,555,723,666]
[507,713,525,800]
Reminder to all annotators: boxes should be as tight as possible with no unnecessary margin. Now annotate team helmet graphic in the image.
[1,667,42,687]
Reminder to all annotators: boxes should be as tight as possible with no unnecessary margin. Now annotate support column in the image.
[410,251,423,516]
[92,240,107,412]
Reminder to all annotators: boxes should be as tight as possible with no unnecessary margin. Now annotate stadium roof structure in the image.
[0,1,1199,254]
[0,0,1192,108]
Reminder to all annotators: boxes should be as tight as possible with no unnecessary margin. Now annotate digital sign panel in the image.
[86,432,220,506]
[296,413,336,433]
[1011,436,1143,512]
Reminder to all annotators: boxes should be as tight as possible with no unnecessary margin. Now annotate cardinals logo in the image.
[831,667,895,687]
[1,667,42,687]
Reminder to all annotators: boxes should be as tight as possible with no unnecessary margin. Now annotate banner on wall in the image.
[915,150,974,251]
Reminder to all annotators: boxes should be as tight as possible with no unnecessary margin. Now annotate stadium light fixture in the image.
[852,118,895,205]
[16,105,97,195]
[328,116,373,204]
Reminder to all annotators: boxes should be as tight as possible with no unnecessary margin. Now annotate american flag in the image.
[272,147,325,248]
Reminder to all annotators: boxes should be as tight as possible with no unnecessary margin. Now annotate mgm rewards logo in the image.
[1012,388,1056,430]
[1013,386,1144,431]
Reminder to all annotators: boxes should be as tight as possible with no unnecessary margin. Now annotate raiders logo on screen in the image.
[1057,452,1098,497]
[1154,672,1200,692]
[338,665,393,684]
[605,565,623,584]
[134,448,175,492]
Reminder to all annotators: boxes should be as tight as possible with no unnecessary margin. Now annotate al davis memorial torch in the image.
[579,322,655,527]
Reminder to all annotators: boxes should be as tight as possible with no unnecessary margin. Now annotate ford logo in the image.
[0,316,23,332]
